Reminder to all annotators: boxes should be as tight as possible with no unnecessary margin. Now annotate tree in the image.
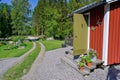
[11,0,31,35]
[0,3,12,38]
[32,0,97,39]
[32,1,42,36]
[44,7,61,37]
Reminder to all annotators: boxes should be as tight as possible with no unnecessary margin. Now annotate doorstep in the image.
[61,54,90,76]
[61,52,104,76]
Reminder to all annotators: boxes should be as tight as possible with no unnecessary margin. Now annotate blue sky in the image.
[0,0,38,9]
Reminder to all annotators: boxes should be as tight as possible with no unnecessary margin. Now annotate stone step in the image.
[61,56,90,76]
[64,54,95,71]
[64,54,74,61]
[61,56,78,70]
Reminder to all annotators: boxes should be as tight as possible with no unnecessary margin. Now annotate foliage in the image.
[0,41,7,47]
[81,55,86,62]
[0,0,97,38]
[32,0,97,39]
[78,62,84,67]
[0,41,32,59]
[41,40,64,51]
[3,42,40,80]
[20,43,27,47]
[89,49,97,57]
[32,0,70,39]
[11,36,20,42]
[44,8,61,37]
[0,3,12,38]
[11,0,31,35]
[85,55,92,63]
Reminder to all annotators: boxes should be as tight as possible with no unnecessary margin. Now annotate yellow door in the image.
[73,14,88,55]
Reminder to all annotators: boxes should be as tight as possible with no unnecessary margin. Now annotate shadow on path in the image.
[106,65,120,80]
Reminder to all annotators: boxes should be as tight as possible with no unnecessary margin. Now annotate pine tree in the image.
[32,0,45,36]
[32,0,97,39]
[0,3,12,38]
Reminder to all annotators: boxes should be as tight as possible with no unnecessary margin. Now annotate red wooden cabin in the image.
[69,0,120,65]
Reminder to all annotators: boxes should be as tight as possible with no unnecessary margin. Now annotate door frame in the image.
[84,12,90,50]
[102,4,110,65]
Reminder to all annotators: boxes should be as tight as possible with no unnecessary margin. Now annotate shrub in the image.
[20,43,27,47]
[11,36,20,42]
[20,36,26,43]
[0,41,7,47]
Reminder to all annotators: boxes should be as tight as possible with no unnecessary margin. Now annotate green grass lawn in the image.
[0,42,33,59]
[41,40,64,51]
[3,42,40,80]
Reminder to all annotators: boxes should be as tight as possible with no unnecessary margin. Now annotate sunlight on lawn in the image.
[0,42,33,59]
[41,40,64,51]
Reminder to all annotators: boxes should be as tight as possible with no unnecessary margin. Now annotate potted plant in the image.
[85,55,92,68]
[81,55,86,63]
[78,62,84,72]
[89,49,97,61]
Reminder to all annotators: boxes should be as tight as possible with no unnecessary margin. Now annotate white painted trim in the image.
[87,13,90,50]
[84,12,90,15]
[102,4,110,65]
[106,0,118,3]
[84,13,90,50]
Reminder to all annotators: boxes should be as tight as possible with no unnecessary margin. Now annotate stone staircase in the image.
[61,51,104,76]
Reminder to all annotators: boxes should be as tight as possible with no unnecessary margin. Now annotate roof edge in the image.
[68,0,106,17]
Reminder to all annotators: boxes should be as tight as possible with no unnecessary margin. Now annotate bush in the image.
[20,43,27,47]
[0,41,7,47]
[9,45,16,49]
[11,36,20,42]
[20,36,26,43]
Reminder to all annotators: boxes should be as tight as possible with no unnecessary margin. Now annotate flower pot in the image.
[87,62,92,68]
[79,67,84,72]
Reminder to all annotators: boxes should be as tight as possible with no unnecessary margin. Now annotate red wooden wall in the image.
[108,1,120,65]
[90,5,104,60]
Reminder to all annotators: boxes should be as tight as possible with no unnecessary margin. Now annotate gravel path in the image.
[22,42,45,80]
[0,58,17,79]
[37,47,84,80]
[0,42,36,79]
[22,45,120,80]
[22,46,85,80]
[85,65,120,80]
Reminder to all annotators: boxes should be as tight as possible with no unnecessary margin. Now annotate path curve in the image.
[16,42,36,64]
[22,42,45,80]
[22,44,85,80]
[0,42,36,79]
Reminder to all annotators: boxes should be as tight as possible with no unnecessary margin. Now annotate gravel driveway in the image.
[37,47,86,80]
[23,46,85,80]
[23,46,120,80]
[0,42,36,80]
[0,58,18,79]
